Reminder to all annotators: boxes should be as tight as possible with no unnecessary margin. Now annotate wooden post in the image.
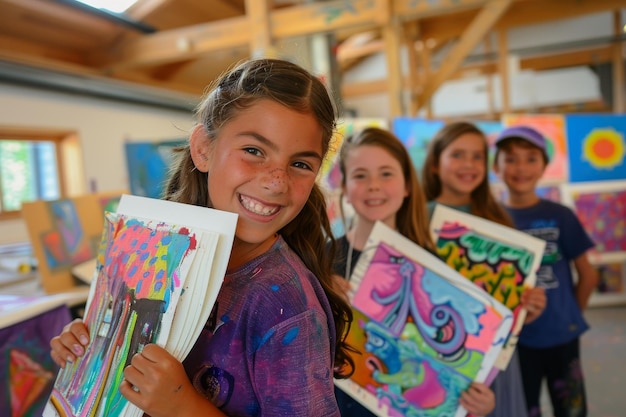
[246,0,276,58]
[406,22,420,117]
[417,0,513,111]
[485,34,496,119]
[613,10,625,113]
[497,29,511,114]
[382,7,404,117]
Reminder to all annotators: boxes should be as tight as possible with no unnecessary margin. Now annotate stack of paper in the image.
[43,195,237,417]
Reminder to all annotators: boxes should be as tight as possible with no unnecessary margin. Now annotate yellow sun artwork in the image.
[582,128,625,169]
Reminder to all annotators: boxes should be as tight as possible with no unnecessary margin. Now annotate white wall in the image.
[0,83,195,244]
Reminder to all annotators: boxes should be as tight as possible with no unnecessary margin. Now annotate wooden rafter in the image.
[417,0,513,111]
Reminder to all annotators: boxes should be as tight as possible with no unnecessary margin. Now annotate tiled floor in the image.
[538,306,626,417]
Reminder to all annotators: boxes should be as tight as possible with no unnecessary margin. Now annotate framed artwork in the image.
[561,181,626,254]
[429,205,545,373]
[335,222,513,417]
[565,114,626,183]
[124,140,186,199]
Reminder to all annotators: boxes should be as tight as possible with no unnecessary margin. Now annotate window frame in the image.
[0,126,73,220]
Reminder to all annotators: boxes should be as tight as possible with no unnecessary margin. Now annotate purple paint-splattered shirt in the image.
[183,236,339,416]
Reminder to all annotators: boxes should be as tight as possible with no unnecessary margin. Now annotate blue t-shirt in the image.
[505,199,595,348]
[183,236,339,416]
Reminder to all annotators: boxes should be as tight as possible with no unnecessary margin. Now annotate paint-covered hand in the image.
[521,286,546,324]
[460,382,495,417]
[120,344,216,417]
[50,318,90,368]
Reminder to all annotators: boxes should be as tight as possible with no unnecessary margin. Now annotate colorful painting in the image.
[566,186,626,253]
[565,114,626,183]
[392,118,444,175]
[503,114,568,183]
[125,140,185,199]
[44,212,200,417]
[39,200,95,270]
[0,304,71,417]
[335,222,513,417]
[319,118,388,193]
[429,205,545,372]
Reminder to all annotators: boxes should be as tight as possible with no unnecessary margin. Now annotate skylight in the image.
[75,0,138,14]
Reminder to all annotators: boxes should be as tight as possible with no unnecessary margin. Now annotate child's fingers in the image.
[460,383,494,416]
[49,318,90,366]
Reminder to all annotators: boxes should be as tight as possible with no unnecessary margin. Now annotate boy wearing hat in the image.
[493,126,598,417]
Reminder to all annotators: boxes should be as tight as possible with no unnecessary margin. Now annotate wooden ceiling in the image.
[0,0,623,114]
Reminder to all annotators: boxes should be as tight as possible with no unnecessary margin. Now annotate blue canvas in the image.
[565,114,626,182]
[125,140,186,198]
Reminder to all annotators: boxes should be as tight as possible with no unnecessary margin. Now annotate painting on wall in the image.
[562,183,626,253]
[319,118,388,193]
[334,222,513,417]
[392,118,444,174]
[124,140,186,199]
[429,205,546,374]
[503,114,568,183]
[565,114,626,183]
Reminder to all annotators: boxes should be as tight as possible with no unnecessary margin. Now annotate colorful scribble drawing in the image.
[335,222,513,417]
[46,212,198,417]
[571,190,626,253]
[435,222,534,312]
[429,205,545,375]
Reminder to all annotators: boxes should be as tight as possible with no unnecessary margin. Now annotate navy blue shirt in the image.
[505,199,594,348]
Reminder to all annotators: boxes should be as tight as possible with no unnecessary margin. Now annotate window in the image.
[0,140,60,212]
[75,0,138,14]
[0,127,80,219]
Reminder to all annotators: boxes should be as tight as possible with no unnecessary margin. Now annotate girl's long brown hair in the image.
[163,58,354,377]
[421,121,512,227]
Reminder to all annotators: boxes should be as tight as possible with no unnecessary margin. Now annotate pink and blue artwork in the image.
[335,222,512,417]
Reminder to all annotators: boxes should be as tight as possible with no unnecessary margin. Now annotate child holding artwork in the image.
[493,125,598,417]
[421,121,547,417]
[49,58,355,417]
[332,126,496,417]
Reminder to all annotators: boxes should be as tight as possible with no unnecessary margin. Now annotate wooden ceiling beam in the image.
[420,0,626,43]
[100,0,494,70]
[519,46,614,71]
[417,0,513,110]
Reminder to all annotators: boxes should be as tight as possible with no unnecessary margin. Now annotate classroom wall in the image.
[0,82,195,244]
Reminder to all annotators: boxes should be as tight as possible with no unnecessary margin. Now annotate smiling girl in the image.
[50,58,354,417]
